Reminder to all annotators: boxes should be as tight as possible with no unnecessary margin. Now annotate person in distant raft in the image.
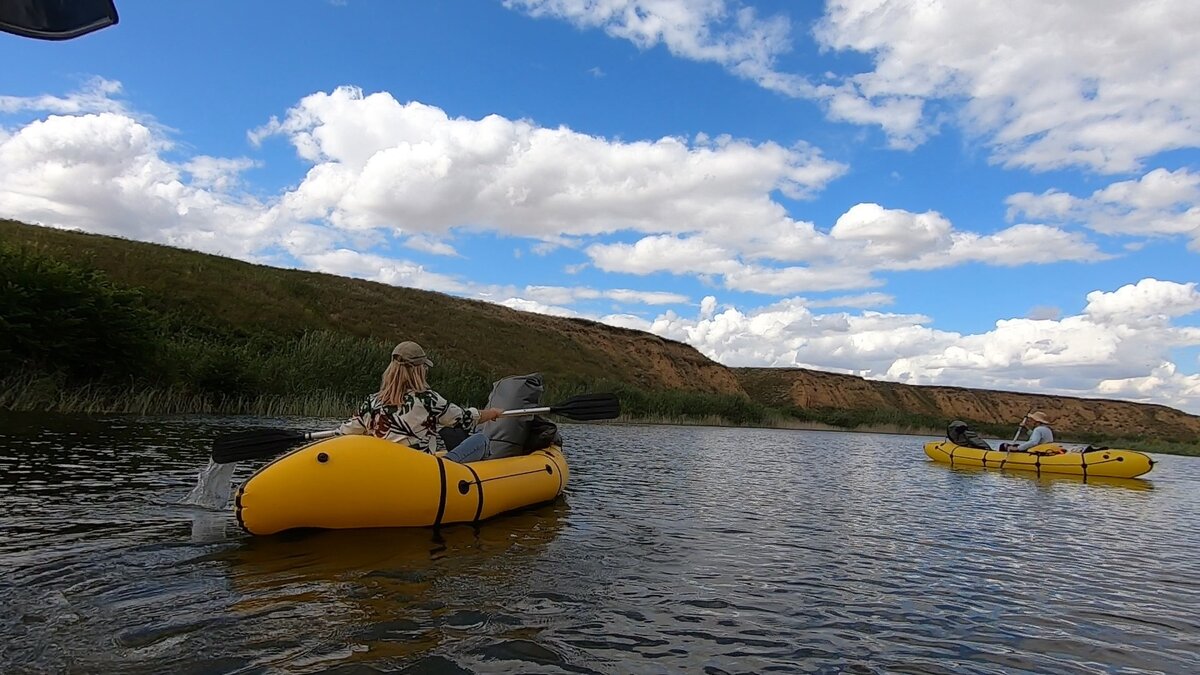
[1001,411,1055,452]
[337,341,503,463]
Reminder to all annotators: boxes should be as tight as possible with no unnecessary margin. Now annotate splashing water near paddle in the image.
[182,458,236,509]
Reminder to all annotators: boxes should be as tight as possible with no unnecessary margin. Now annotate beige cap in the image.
[391,341,433,367]
[1028,411,1051,424]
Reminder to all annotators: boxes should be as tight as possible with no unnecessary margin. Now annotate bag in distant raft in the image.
[479,373,561,459]
[947,420,992,450]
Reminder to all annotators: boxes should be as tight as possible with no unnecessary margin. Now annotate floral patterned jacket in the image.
[337,389,480,453]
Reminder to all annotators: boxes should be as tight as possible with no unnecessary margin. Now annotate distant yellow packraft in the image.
[924,440,1154,478]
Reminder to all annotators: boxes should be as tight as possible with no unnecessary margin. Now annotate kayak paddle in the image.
[210,392,621,464]
[212,428,339,464]
[1012,409,1032,441]
[498,392,621,422]
[1003,408,1034,454]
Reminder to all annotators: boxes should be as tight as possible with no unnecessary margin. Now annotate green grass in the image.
[785,406,947,433]
[5,220,1200,457]
[0,219,706,387]
[0,237,782,423]
[0,222,811,427]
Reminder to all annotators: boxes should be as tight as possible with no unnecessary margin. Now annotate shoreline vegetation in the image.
[3,227,1198,458]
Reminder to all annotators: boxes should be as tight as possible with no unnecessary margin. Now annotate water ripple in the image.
[1,415,1198,673]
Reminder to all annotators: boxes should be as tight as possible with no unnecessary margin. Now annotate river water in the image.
[1,413,1197,674]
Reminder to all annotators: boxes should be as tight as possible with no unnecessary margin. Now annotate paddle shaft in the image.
[300,401,603,425]
[497,393,619,422]
[1005,409,1033,454]
[1012,410,1033,441]
[211,392,618,463]
[499,406,552,417]
[258,404,578,444]
[294,401,592,428]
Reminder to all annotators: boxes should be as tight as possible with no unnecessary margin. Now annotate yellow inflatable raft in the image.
[236,435,569,535]
[923,441,1154,479]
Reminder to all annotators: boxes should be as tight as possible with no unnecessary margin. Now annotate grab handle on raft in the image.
[209,393,621,464]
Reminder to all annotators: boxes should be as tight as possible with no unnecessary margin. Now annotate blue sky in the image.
[2,1,1199,412]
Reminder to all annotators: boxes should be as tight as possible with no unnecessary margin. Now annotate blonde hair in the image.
[378,358,430,406]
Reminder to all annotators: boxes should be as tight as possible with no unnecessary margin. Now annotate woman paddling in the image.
[337,341,502,463]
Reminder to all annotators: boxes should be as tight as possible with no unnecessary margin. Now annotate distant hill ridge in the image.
[4,219,1199,445]
[735,367,1200,444]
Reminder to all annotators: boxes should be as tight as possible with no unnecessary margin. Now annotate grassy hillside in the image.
[4,219,1198,455]
[0,219,766,422]
[1,219,740,391]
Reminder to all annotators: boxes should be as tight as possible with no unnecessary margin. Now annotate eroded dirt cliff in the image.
[736,367,1200,441]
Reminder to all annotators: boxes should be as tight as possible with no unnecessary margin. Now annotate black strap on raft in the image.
[462,464,484,523]
[433,457,448,529]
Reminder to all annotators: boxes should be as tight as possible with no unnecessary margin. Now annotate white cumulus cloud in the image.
[642,279,1200,412]
[252,86,846,238]
[816,0,1200,172]
[585,203,1108,293]
[1007,168,1200,249]
[0,77,128,116]
[0,112,274,258]
[1084,278,1200,325]
[505,0,801,92]
[510,1,1200,171]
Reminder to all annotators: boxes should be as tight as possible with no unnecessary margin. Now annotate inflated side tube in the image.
[237,435,568,535]
[923,441,1154,478]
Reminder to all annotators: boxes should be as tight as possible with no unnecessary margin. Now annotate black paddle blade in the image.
[548,393,621,421]
[211,428,308,464]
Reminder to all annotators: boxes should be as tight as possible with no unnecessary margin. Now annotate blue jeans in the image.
[444,432,490,463]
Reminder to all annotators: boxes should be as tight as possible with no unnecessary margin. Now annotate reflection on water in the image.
[1,412,1198,674]
[936,461,1156,491]
[219,510,570,668]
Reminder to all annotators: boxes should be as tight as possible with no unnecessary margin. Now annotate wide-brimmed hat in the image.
[391,341,433,367]
[1028,411,1051,424]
